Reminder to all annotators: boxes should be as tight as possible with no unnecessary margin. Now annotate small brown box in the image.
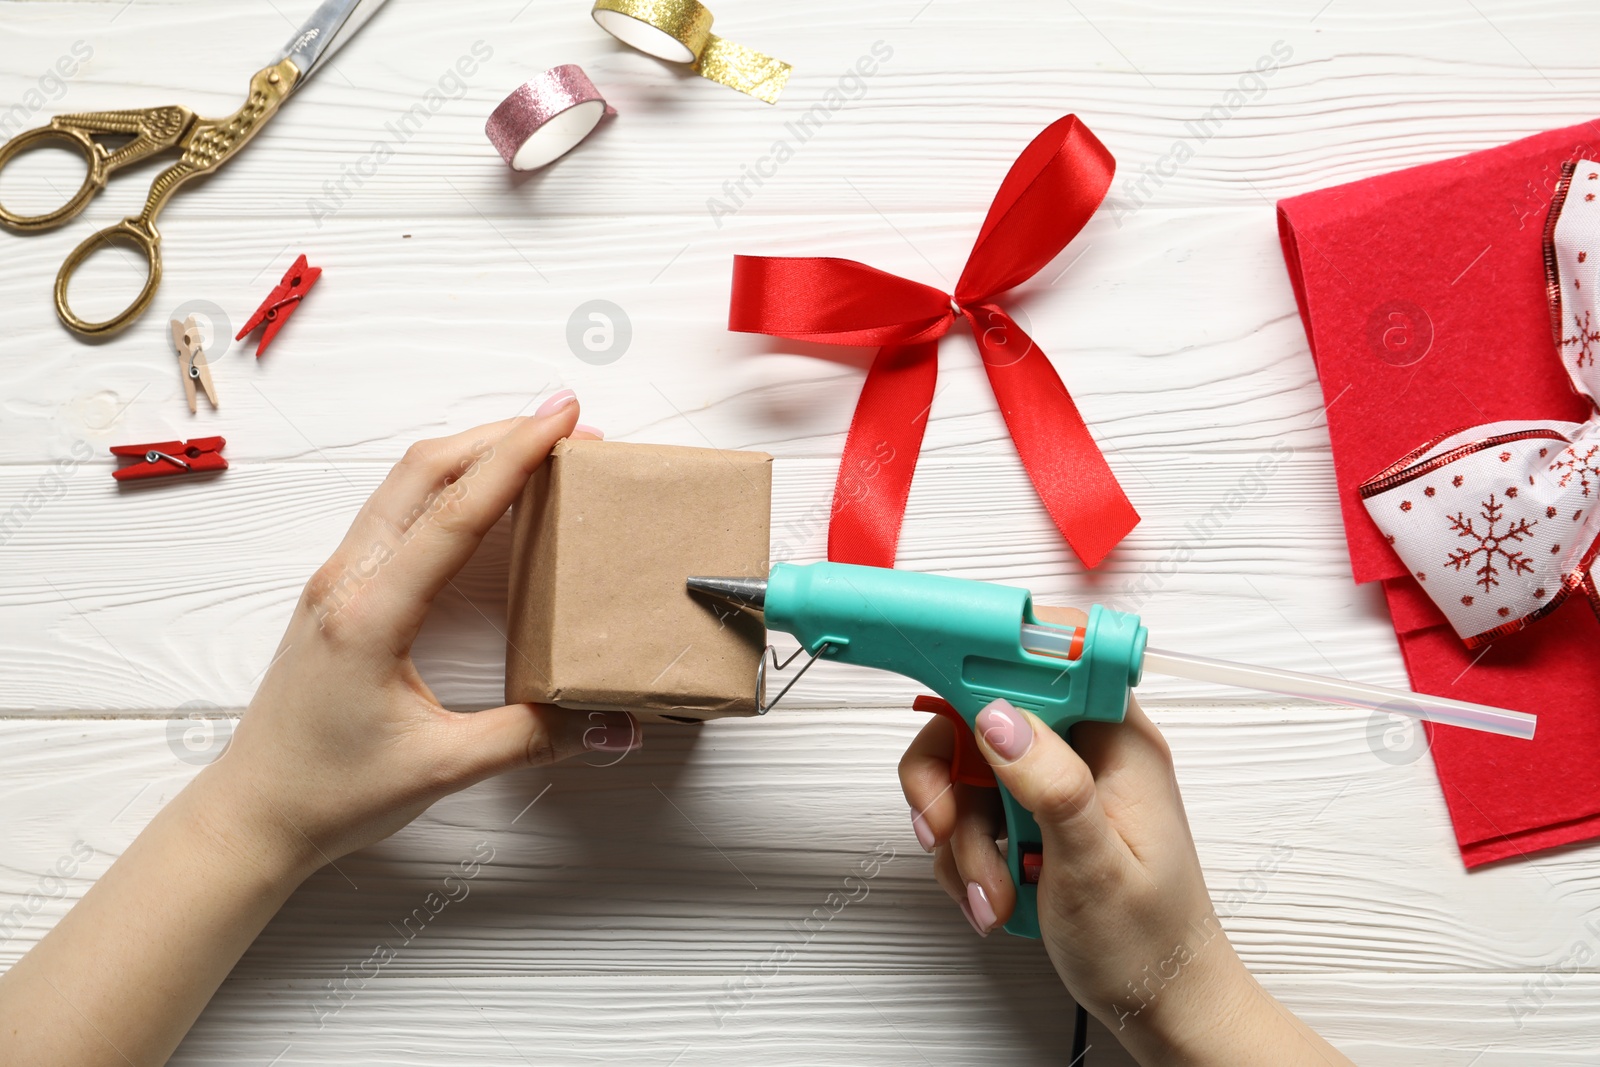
[505,438,771,721]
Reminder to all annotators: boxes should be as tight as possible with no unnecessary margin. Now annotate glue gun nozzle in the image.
[686,575,768,612]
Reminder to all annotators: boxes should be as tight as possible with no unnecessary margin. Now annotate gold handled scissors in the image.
[0,0,388,338]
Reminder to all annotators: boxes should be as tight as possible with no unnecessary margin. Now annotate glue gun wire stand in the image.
[685,570,1537,740]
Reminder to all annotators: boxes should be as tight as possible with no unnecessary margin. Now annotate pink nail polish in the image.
[910,808,936,853]
[583,711,640,753]
[535,389,577,417]
[574,423,605,439]
[975,699,1032,762]
[966,881,997,934]
[958,898,989,938]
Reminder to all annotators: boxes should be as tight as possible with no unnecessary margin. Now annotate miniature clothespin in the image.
[111,437,228,482]
[237,254,321,356]
[171,315,219,413]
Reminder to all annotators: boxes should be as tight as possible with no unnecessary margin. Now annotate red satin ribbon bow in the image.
[727,114,1139,569]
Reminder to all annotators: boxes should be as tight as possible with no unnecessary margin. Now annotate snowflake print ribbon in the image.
[1360,160,1600,647]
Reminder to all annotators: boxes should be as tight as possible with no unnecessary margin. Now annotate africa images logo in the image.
[706,41,894,228]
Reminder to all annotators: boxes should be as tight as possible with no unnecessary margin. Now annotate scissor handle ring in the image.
[54,218,162,338]
[0,125,107,232]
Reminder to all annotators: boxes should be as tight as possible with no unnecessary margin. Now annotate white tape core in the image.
[593,10,696,63]
[511,100,607,171]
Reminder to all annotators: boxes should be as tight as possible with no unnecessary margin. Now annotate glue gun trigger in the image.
[912,695,997,789]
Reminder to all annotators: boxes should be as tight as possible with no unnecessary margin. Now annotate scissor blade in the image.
[275,0,389,87]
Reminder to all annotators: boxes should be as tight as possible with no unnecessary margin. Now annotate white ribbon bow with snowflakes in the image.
[1360,159,1600,648]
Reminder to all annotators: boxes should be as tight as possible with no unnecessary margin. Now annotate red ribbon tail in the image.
[827,342,939,568]
[966,304,1138,568]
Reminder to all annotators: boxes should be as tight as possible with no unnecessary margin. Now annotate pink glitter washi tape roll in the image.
[485,64,616,171]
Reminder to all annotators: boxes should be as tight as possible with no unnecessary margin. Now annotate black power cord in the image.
[1070,1001,1088,1063]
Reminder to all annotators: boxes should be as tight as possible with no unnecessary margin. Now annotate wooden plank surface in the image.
[4,717,1599,1062]
[3,716,1596,976]
[170,974,1600,1066]
[3,0,1598,1062]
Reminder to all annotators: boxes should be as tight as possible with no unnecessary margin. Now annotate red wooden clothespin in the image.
[236,254,321,357]
[111,437,228,482]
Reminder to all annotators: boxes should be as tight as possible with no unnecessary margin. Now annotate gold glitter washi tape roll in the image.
[591,0,791,104]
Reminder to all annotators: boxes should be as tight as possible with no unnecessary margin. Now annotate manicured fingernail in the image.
[583,711,641,753]
[975,698,1032,762]
[910,807,935,853]
[574,423,605,439]
[535,389,577,417]
[958,897,989,938]
[966,881,997,934]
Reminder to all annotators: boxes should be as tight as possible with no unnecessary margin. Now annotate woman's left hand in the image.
[206,391,637,873]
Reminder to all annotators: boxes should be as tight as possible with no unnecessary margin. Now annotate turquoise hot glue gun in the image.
[686,560,1537,940]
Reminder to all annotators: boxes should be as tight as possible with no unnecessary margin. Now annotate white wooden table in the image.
[3,1,1598,1063]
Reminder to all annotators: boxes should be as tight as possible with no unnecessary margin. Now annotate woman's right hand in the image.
[898,606,1353,1065]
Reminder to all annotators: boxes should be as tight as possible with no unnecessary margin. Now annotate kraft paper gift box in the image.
[505,438,772,722]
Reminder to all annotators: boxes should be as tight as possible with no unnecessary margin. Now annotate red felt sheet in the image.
[1277,118,1600,866]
